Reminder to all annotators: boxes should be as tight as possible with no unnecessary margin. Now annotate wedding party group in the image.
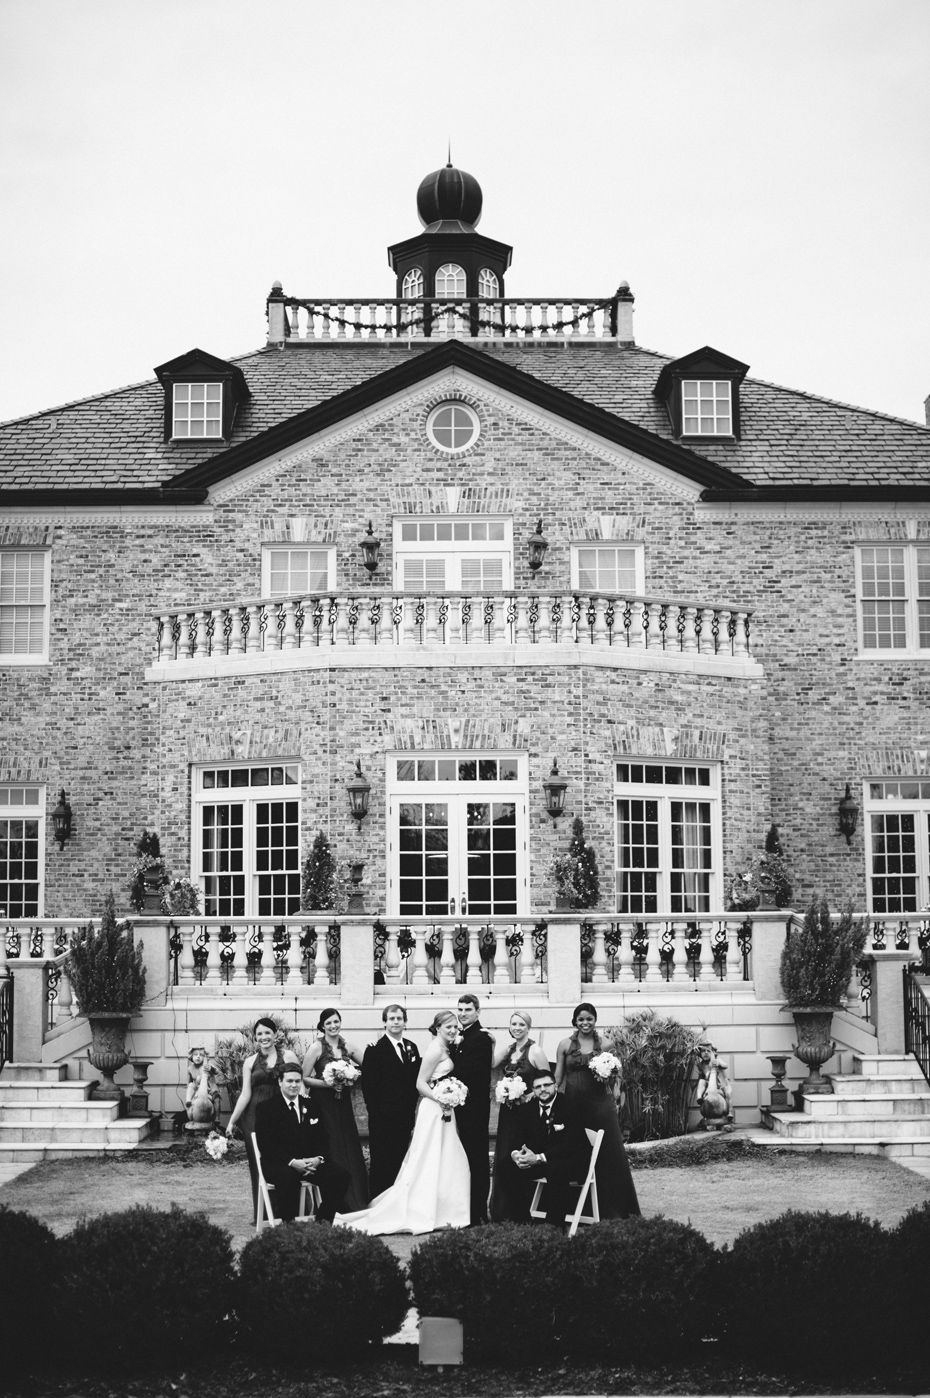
[224,997,640,1234]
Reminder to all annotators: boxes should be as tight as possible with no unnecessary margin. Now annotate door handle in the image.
[461,892,468,916]
[449,897,456,915]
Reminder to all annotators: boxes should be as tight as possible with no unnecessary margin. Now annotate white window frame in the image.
[192,763,301,918]
[435,263,466,298]
[570,542,644,595]
[856,545,930,658]
[0,783,45,917]
[478,268,499,298]
[261,545,336,598]
[614,761,721,915]
[681,380,732,436]
[402,268,424,298]
[172,382,223,439]
[0,548,50,664]
[393,516,513,591]
[426,401,480,453]
[865,778,930,914]
[386,752,528,917]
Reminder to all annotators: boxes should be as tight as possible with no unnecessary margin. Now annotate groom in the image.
[453,993,494,1225]
[361,1003,421,1197]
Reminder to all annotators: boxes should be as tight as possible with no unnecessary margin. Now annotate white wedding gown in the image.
[334,1058,470,1235]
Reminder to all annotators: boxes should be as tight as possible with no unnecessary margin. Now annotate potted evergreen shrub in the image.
[780,896,866,1095]
[67,891,146,1106]
[550,817,600,911]
[301,830,337,911]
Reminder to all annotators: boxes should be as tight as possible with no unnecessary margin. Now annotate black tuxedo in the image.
[361,1033,421,1197]
[501,1093,591,1227]
[255,1092,350,1222]
[453,1020,494,1223]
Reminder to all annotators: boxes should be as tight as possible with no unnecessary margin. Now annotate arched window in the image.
[478,268,499,299]
[435,263,466,298]
[402,268,424,299]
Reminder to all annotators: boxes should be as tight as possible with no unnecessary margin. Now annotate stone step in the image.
[0,1101,121,1124]
[0,1063,69,1082]
[804,1093,930,1118]
[0,1141,150,1163]
[0,1119,153,1146]
[853,1054,924,1077]
[879,1138,930,1159]
[773,1114,930,1140]
[833,1074,929,1097]
[0,1081,92,1103]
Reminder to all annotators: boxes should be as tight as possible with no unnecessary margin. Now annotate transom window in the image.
[682,380,732,435]
[614,761,720,915]
[478,268,499,298]
[866,779,930,913]
[435,263,466,298]
[402,268,424,298]
[396,757,519,782]
[857,545,930,655]
[393,516,512,591]
[571,544,644,594]
[194,764,300,917]
[0,785,43,917]
[262,546,334,597]
[0,549,50,663]
[426,401,480,452]
[173,383,223,439]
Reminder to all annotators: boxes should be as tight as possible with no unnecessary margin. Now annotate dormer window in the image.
[402,268,424,299]
[654,346,748,441]
[173,383,223,439]
[435,263,466,298]
[682,380,732,436]
[478,268,499,298]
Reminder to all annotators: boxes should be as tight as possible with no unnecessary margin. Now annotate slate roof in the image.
[1,337,928,496]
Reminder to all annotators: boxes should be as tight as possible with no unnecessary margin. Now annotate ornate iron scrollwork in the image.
[870,921,887,952]
[531,920,548,964]
[895,921,911,951]
[54,925,68,957]
[550,597,562,641]
[685,923,702,979]
[579,921,594,962]
[711,923,728,978]
[737,919,752,976]
[659,922,674,979]
[30,927,42,959]
[6,929,21,959]
[46,963,61,1006]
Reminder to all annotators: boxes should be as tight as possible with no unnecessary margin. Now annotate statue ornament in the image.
[185,1046,221,1133]
[695,1041,734,1131]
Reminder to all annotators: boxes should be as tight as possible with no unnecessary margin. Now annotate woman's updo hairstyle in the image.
[316,1008,341,1034]
[429,1009,458,1037]
[253,1017,277,1035]
[572,1001,598,1026]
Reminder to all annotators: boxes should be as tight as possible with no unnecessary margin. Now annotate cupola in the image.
[388,159,513,315]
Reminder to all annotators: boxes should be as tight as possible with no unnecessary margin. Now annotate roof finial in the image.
[447,138,452,168]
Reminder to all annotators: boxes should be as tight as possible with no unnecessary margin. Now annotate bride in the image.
[335,1009,470,1235]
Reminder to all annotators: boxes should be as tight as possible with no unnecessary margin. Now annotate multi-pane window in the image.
[478,268,498,298]
[0,785,43,917]
[194,764,300,917]
[173,383,223,438]
[0,550,50,662]
[571,544,643,594]
[394,517,511,590]
[426,402,479,452]
[402,268,424,298]
[262,546,334,597]
[866,780,930,913]
[857,546,930,654]
[614,762,719,915]
[682,380,732,435]
[435,263,466,297]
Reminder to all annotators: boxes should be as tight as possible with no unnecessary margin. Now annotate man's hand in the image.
[511,1146,541,1171]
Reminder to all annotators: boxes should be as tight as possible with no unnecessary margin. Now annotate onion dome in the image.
[416,162,482,230]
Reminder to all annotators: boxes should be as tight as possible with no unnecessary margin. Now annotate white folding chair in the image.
[251,1132,320,1232]
[529,1127,604,1238]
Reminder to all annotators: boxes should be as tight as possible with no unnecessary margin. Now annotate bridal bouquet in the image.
[432,1076,468,1122]
[204,1130,228,1162]
[495,1076,528,1107]
[588,1051,622,1086]
[323,1060,361,1099]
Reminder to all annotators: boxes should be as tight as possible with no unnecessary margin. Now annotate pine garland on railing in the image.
[283,290,624,339]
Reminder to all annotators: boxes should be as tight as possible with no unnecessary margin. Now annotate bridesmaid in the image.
[225,1017,301,1217]
[302,1008,369,1212]
[490,1010,549,1222]
[555,1001,640,1220]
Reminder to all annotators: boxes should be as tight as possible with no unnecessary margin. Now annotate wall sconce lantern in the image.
[542,760,568,819]
[838,782,859,845]
[359,521,382,575]
[51,789,73,848]
[347,759,371,825]
[527,519,549,573]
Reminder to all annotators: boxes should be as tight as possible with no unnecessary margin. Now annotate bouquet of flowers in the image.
[588,1051,622,1086]
[322,1059,361,1099]
[432,1075,468,1122]
[204,1129,228,1162]
[495,1076,528,1107]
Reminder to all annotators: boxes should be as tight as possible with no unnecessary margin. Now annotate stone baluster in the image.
[57,966,73,1021]
[224,607,243,656]
[286,926,303,986]
[352,303,361,338]
[539,302,549,336]
[535,594,552,644]
[670,921,689,983]
[280,600,298,650]
[205,926,222,984]
[570,302,580,337]
[493,925,510,984]
[593,596,609,647]
[424,596,440,645]
[724,921,743,981]
[696,607,713,655]
[508,303,519,336]
[643,601,660,649]
[679,606,698,653]
[41,926,56,961]
[158,614,175,662]
[643,922,662,981]
[447,596,462,645]
[314,929,330,986]
[734,611,751,657]
[320,303,331,339]
[589,922,610,984]
[232,925,248,984]
[439,927,456,985]
[192,611,208,658]
[178,926,196,985]
[334,598,349,646]
[368,303,377,339]
[515,596,530,645]
[384,927,401,984]
[402,598,417,648]
[412,927,430,984]
[177,611,193,661]
[336,303,346,338]
[466,926,482,983]
[245,603,262,654]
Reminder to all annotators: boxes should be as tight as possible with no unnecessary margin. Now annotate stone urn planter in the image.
[87,1011,132,1106]
[789,1005,837,1095]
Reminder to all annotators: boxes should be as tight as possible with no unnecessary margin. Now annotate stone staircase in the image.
[765,1053,930,1159]
[0,1063,154,1162]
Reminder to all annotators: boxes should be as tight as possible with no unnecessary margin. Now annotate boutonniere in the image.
[553,1123,565,1132]
[308,1118,319,1126]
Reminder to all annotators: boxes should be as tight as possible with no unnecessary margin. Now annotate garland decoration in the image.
[283,289,625,339]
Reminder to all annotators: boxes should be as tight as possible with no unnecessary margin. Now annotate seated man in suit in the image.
[506,1067,591,1229]
[255,1064,350,1222]
[362,1002,421,1198]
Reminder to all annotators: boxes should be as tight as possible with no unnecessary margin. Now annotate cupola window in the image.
[435,263,466,298]
[478,268,499,298]
[173,383,223,439]
[402,268,424,299]
[426,401,479,452]
[682,380,732,436]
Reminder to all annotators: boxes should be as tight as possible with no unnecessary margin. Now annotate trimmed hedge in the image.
[887,1199,930,1358]
[237,1223,408,1358]
[0,1206,62,1372]
[58,1204,235,1371]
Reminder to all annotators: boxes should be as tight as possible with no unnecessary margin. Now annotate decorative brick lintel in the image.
[610,723,728,760]
[258,515,338,543]
[0,523,51,547]
[864,749,930,777]
[378,716,529,752]
[0,754,51,782]
[185,726,303,764]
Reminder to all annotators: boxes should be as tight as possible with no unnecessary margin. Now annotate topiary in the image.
[67,890,146,1014]
[568,816,600,909]
[886,1200,930,1360]
[0,1206,62,1373]
[780,896,867,1007]
[58,1204,235,1372]
[566,1216,721,1361]
[237,1223,408,1359]
[301,829,337,911]
[724,1208,888,1370]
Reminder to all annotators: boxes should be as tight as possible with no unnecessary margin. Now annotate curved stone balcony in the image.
[147,590,760,680]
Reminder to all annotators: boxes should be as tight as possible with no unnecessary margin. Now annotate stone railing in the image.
[268,293,630,344]
[151,591,756,670]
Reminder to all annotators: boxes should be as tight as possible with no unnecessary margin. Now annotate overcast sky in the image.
[1,0,928,427]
